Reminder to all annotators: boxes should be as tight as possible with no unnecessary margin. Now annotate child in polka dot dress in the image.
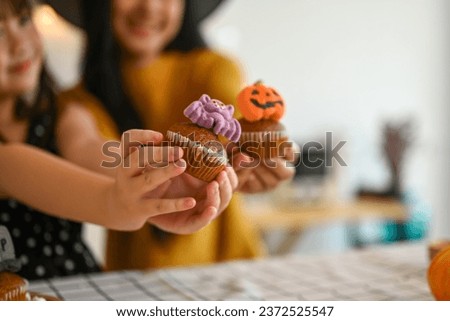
[0,0,234,280]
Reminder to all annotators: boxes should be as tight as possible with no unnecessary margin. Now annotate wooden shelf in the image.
[244,197,408,233]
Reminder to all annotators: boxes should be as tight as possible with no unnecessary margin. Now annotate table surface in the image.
[29,242,433,301]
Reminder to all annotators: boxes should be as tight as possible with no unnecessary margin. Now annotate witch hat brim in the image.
[43,0,224,29]
[43,0,83,28]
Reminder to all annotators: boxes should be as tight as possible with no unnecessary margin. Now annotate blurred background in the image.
[34,0,449,261]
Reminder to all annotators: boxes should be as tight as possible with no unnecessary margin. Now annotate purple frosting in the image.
[184,94,241,142]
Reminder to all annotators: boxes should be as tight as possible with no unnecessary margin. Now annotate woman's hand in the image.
[147,166,238,234]
[230,142,299,194]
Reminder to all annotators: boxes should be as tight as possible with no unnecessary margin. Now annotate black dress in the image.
[0,109,101,280]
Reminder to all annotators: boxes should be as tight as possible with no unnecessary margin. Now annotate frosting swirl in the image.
[184,94,241,142]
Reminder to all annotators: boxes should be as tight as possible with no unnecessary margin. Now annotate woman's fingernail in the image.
[185,198,195,208]
[175,159,186,167]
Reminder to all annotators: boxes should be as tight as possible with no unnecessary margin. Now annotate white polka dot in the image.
[55,244,64,256]
[0,212,10,222]
[44,233,52,242]
[26,238,36,248]
[64,260,75,271]
[34,125,45,137]
[43,246,52,256]
[20,255,29,265]
[59,231,69,241]
[12,228,21,237]
[73,243,83,253]
[35,265,46,277]
[33,224,42,234]
[8,200,17,208]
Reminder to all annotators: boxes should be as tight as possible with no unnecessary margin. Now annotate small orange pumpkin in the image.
[237,81,285,122]
[428,245,450,300]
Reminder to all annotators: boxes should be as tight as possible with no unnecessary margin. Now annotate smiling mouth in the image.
[128,21,161,37]
[9,59,33,74]
[250,99,284,110]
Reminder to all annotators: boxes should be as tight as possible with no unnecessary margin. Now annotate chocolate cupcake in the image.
[0,272,28,301]
[0,226,61,301]
[237,81,289,159]
[167,94,241,182]
[0,226,26,301]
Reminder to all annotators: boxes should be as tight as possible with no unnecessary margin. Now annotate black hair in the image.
[80,1,142,133]
[165,0,208,51]
[0,0,32,19]
[80,0,209,134]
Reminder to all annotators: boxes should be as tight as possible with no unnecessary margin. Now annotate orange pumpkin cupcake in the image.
[237,81,289,159]
[167,94,241,182]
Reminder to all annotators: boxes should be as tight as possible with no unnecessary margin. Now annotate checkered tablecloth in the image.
[28,242,433,301]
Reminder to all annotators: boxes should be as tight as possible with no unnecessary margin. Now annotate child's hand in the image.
[230,142,298,194]
[147,166,238,234]
[106,130,198,230]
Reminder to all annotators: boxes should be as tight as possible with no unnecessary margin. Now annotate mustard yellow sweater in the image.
[61,49,265,270]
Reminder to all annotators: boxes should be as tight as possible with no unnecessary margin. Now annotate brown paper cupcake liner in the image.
[167,131,227,182]
[0,277,28,301]
[239,131,289,159]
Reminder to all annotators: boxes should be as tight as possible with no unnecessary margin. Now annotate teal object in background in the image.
[382,191,431,243]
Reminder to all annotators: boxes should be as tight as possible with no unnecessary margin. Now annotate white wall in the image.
[39,0,450,260]
[203,0,450,238]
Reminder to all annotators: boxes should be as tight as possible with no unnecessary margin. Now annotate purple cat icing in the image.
[184,94,242,142]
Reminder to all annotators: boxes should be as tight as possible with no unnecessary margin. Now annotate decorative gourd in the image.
[237,81,285,122]
[428,245,450,300]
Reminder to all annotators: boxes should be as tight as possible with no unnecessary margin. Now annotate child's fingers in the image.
[122,146,145,177]
[143,197,196,217]
[124,146,184,177]
[139,159,187,192]
[121,129,164,159]
[143,146,184,165]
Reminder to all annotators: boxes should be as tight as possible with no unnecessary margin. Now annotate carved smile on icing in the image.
[250,99,284,110]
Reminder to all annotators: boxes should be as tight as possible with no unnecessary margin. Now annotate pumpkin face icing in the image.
[237,81,285,122]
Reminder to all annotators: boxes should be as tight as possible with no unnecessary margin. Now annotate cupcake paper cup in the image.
[0,272,28,301]
[167,130,228,182]
[239,130,288,159]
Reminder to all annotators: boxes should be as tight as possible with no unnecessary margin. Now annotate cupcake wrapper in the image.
[0,283,27,301]
[239,131,289,159]
[167,131,227,182]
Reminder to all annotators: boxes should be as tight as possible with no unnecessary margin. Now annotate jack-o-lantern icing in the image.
[184,94,241,142]
[236,81,290,159]
[237,81,285,122]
